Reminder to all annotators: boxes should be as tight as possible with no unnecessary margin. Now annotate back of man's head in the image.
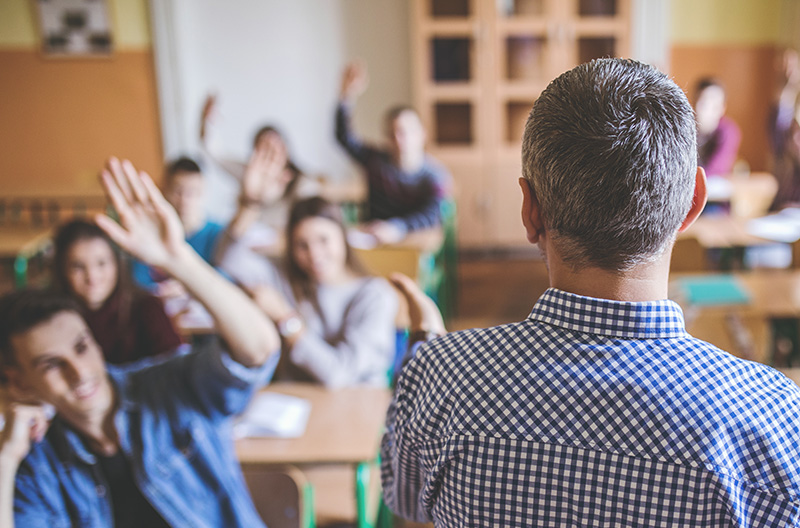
[0,289,80,368]
[522,58,697,271]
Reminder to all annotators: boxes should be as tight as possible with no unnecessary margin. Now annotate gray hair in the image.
[522,58,697,271]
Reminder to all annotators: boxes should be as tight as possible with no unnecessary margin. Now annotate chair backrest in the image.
[241,464,315,528]
[671,236,707,273]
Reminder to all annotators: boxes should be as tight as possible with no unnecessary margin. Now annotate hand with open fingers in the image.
[242,136,289,206]
[96,157,189,271]
[0,404,50,469]
[340,60,369,102]
[389,273,446,336]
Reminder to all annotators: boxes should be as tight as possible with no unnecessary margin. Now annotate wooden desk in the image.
[671,270,800,364]
[0,226,51,259]
[236,383,391,528]
[236,383,391,466]
[680,215,772,250]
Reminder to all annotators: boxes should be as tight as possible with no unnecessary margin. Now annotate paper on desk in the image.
[233,392,311,439]
[747,208,800,243]
[347,229,379,249]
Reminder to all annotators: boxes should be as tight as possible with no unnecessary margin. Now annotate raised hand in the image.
[340,61,369,103]
[0,404,49,470]
[199,94,217,142]
[389,273,446,336]
[96,157,189,271]
[241,134,289,206]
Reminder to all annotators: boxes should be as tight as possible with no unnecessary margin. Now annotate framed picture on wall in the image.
[34,0,113,57]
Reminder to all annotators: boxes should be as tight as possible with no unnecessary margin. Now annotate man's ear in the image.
[678,166,708,232]
[519,178,545,244]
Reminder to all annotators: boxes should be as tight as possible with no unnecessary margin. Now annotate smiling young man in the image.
[0,157,281,528]
[381,59,800,527]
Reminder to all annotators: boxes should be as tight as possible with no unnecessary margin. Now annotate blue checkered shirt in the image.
[382,288,800,527]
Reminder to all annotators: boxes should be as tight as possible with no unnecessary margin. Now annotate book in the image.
[678,275,750,306]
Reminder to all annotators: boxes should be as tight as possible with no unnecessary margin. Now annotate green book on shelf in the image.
[679,275,750,306]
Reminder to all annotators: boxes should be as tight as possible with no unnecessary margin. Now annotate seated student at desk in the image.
[52,219,181,365]
[132,157,226,295]
[222,184,397,388]
[335,62,451,244]
[0,157,281,528]
[694,77,741,177]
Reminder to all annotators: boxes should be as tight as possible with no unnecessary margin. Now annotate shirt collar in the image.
[528,288,688,340]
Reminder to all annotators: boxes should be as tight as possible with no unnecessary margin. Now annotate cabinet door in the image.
[437,152,491,248]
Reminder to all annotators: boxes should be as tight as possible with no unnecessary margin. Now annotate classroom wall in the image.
[154,0,411,221]
[0,0,162,195]
[669,0,800,172]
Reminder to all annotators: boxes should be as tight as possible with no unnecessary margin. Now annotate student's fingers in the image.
[389,273,426,304]
[105,157,135,203]
[100,169,136,225]
[141,172,179,230]
[95,214,134,251]
[121,159,149,206]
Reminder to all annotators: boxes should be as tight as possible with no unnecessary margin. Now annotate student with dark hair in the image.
[693,77,741,176]
[199,95,318,241]
[382,59,800,527]
[0,157,281,528]
[52,219,181,364]
[132,156,226,292]
[336,61,451,244]
[239,195,397,388]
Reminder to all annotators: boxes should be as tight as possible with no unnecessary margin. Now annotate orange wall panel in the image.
[670,45,780,172]
[0,50,162,194]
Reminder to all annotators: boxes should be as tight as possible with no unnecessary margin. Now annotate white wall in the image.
[150,0,411,220]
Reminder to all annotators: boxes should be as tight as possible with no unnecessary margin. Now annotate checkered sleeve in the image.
[381,344,432,523]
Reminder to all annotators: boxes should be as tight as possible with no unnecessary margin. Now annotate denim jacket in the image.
[13,343,279,528]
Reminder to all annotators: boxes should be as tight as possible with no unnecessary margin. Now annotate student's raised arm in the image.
[335,61,372,162]
[96,157,280,367]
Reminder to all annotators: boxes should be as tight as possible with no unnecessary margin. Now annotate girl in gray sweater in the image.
[230,197,398,388]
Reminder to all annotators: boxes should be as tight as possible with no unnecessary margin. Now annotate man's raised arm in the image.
[96,157,280,367]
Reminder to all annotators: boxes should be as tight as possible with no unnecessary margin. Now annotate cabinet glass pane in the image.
[431,0,470,17]
[578,37,615,64]
[432,38,472,82]
[506,36,546,81]
[497,0,545,17]
[578,0,617,16]
[506,101,534,143]
[435,103,473,145]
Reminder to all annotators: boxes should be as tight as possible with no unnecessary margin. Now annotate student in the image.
[230,195,398,388]
[769,49,800,210]
[0,157,281,528]
[694,77,741,176]
[382,59,800,526]
[199,94,318,242]
[52,219,181,364]
[336,62,451,244]
[132,157,226,294]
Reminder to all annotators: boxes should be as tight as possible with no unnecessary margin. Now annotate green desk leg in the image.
[356,461,374,528]
[13,255,29,288]
[303,482,316,528]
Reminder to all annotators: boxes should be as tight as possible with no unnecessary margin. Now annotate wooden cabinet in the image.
[411,0,631,249]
